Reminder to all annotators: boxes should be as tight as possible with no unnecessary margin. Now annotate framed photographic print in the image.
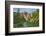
[5,1,45,35]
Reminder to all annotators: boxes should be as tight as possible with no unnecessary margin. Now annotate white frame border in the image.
[10,5,43,33]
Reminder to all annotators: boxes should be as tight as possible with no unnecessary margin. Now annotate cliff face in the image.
[19,12,32,21]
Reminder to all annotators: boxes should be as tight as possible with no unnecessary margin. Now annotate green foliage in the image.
[13,9,39,28]
[29,9,39,24]
[13,12,26,27]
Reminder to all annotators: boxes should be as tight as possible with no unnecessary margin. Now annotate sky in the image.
[13,8,37,13]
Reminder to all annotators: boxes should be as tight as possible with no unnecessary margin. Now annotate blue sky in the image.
[13,8,37,13]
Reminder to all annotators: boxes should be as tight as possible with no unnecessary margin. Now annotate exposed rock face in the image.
[19,12,32,22]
